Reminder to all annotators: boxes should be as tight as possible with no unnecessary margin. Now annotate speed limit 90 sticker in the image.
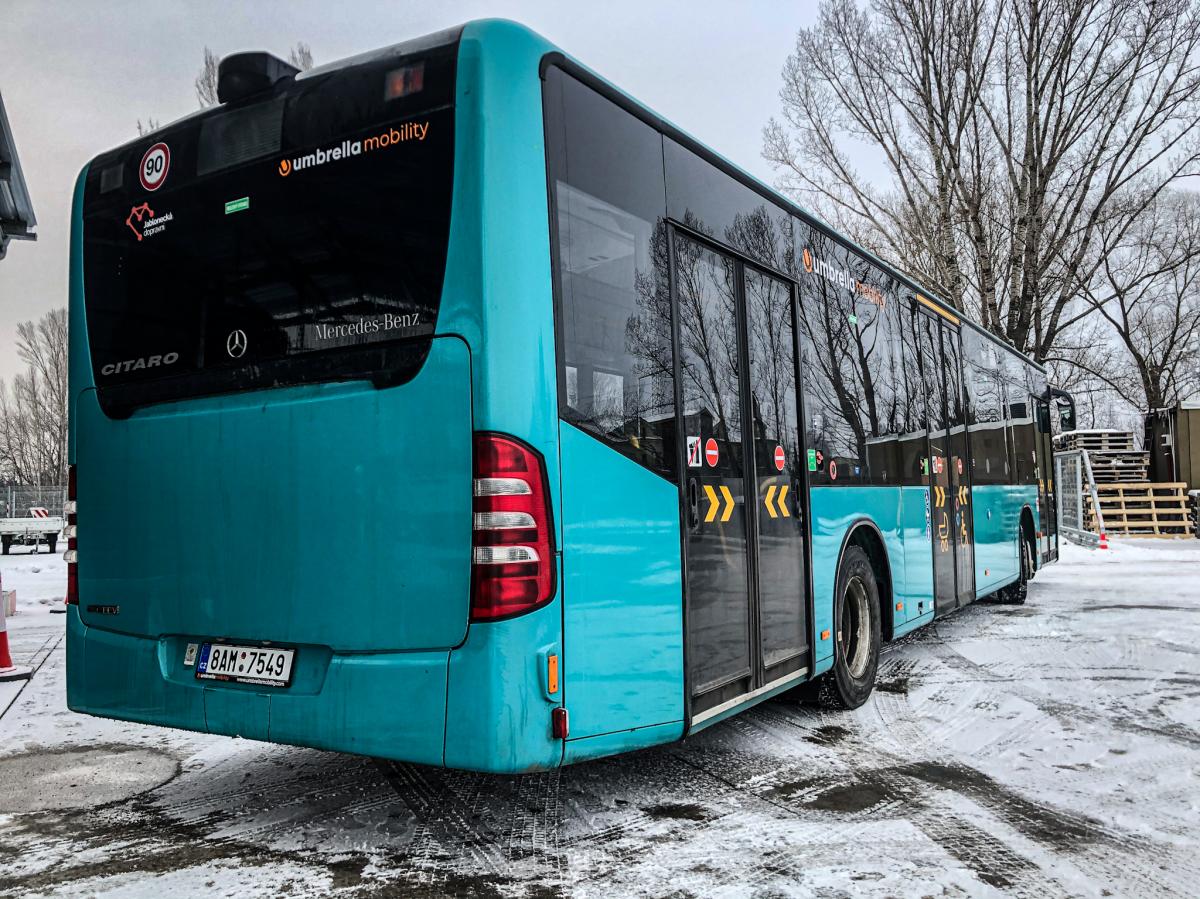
[139,142,170,191]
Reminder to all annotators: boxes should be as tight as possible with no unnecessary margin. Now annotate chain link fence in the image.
[2,486,67,518]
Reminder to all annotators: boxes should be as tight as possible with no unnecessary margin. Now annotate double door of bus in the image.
[671,230,811,718]
[915,308,975,613]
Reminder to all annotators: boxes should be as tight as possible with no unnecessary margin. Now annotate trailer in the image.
[0,510,64,554]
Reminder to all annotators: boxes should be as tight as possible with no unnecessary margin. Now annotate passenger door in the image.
[915,309,958,614]
[673,231,810,717]
[943,324,975,607]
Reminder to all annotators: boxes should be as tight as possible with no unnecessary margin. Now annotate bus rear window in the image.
[81,36,458,415]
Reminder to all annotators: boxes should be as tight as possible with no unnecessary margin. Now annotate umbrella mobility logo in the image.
[277,120,429,177]
[802,246,886,308]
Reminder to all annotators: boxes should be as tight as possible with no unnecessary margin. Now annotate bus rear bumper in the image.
[65,606,449,766]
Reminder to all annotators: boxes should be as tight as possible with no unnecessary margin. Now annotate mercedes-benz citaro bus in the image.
[67,20,1074,772]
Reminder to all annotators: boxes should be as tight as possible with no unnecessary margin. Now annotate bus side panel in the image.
[444,597,564,773]
[895,485,935,636]
[558,423,685,745]
[973,484,1019,595]
[808,486,904,671]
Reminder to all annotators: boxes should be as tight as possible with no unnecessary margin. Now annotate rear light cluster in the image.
[471,433,555,621]
[65,465,78,605]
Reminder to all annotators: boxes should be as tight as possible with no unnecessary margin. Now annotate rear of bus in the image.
[66,22,570,772]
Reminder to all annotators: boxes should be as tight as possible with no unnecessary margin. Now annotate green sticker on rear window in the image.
[807,448,817,471]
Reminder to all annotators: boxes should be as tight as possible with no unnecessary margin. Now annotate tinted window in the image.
[82,38,459,415]
[896,300,927,485]
[665,138,793,271]
[544,68,676,479]
[795,228,903,486]
[967,362,1009,484]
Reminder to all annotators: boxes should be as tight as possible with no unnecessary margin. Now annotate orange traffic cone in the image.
[1098,530,1109,550]
[0,593,32,682]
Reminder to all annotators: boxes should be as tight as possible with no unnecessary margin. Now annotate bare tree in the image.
[195,46,221,108]
[0,308,68,486]
[1080,191,1200,409]
[764,0,1200,364]
[136,117,160,136]
[288,42,314,72]
[195,42,314,110]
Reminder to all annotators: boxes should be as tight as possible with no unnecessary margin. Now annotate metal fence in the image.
[1054,450,1104,547]
[2,486,67,518]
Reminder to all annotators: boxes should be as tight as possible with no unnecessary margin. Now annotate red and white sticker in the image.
[705,438,719,468]
[773,444,786,472]
[686,436,702,468]
[829,459,838,481]
[139,142,171,192]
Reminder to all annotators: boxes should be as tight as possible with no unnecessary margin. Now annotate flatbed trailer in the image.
[0,516,64,554]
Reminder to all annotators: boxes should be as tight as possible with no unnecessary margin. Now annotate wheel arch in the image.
[835,518,895,643]
[1018,504,1037,571]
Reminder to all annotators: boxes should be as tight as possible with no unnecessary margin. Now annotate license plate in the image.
[195,643,295,687]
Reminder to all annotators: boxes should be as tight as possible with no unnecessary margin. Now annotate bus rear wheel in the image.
[997,532,1033,605]
[809,545,882,710]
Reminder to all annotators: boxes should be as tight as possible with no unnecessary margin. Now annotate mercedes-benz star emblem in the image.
[226,329,248,359]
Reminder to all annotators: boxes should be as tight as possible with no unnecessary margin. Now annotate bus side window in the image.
[544,69,677,480]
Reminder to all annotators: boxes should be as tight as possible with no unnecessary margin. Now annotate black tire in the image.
[46,534,58,554]
[997,530,1033,605]
[1,535,10,555]
[810,545,883,709]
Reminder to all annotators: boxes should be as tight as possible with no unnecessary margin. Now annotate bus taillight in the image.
[470,433,555,621]
[64,465,78,605]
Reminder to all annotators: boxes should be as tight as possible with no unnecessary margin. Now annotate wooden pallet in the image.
[1055,430,1136,452]
[1087,450,1150,483]
[1085,482,1191,536]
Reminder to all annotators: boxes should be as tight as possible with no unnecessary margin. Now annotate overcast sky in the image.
[0,0,821,382]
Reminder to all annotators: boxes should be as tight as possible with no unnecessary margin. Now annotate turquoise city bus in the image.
[66,20,1073,772]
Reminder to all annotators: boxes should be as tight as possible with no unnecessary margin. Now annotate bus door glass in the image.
[942,324,975,606]
[675,235,754,711]
[744,266,808,684]
[1036,396,1057,562]
[915,309,958,614]
[673,233,811,715]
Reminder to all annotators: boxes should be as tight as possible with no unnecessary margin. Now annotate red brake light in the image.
[65,464,78,605]
[470,433,555,621]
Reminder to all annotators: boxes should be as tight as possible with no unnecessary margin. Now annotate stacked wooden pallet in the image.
[1054,430,1149,483]
[1086,451,1151,483]
[1054,430,1135,452]
[1086,482,1192,537]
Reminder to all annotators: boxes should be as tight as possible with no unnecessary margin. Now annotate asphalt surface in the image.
[1,540,1197,897]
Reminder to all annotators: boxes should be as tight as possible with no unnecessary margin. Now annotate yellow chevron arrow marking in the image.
[777,484,790,517]
[764,485,778,519]
[719,485,735,522]
[933,485,943,507]
[703,484,719,523]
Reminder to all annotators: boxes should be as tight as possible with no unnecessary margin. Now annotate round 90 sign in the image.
[139,142,170,191]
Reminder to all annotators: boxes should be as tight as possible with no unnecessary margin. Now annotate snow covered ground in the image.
[1,539,1198,898]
